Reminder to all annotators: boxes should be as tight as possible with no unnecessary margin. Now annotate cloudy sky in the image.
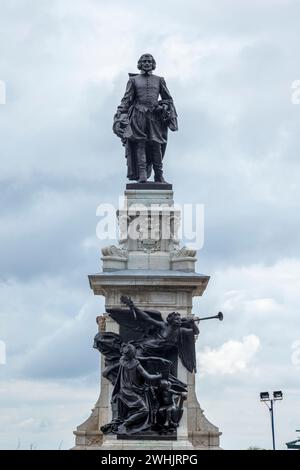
[0,0,300,450]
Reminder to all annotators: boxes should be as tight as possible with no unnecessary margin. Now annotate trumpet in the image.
[194,312,223,322]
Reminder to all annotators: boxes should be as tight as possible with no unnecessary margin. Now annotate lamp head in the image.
[260,392,270,402]
[273,390,283,401]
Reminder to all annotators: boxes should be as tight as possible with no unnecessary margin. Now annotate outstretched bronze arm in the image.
[137,363,162,383]
[120,295,137,319]
[120,296,163,327]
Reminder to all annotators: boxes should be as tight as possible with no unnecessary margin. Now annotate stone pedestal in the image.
[73,188,221,450]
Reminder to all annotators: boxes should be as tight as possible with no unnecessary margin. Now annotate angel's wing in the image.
[106,307,163,334]
[178,328,197,373]
[168,373,188,393]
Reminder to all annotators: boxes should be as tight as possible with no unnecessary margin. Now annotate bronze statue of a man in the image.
[113,54,178,184]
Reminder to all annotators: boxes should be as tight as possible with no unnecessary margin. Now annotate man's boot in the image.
[136,141,147,183]
[138,169,147,183]
[152,142,168,183]
[147,163,152,179]
[154,173,167,183]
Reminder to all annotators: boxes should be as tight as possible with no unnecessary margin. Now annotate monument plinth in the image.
[73,187,221,450]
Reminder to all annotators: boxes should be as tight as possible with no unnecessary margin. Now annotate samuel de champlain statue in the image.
[113,53,178,184]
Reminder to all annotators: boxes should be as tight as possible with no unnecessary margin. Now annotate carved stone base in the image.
[100,438,194,450]
[73,399,104,450]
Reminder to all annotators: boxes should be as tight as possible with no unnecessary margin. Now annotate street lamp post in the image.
[260,391,283,450]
